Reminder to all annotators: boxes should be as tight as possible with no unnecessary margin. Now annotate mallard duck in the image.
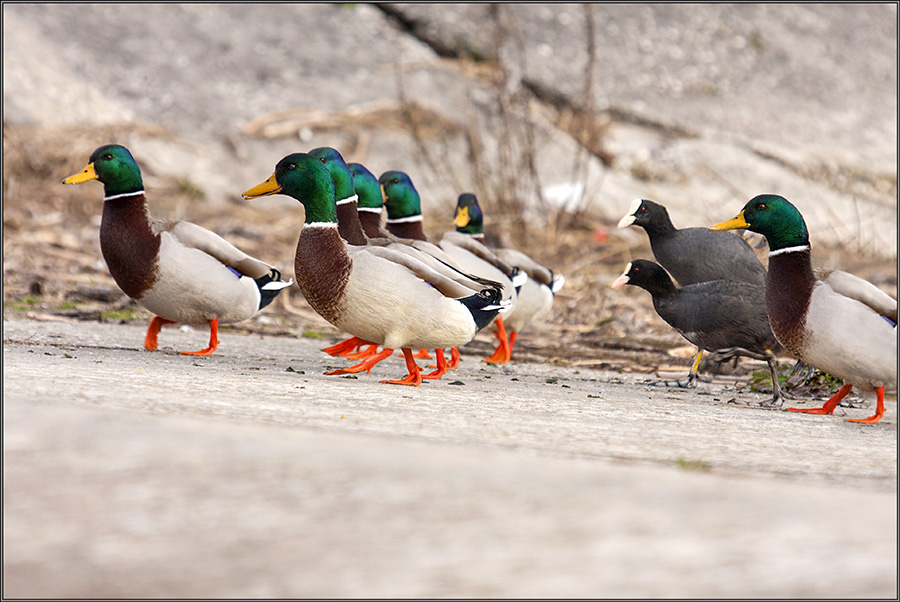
[309,147,369,247]
[379,171,525,364]
[348,162,390,240]
[452,193,564,364]
[611,259,784,403]
[62,144,291,356]
[711,194,897,423]
[243,153,507,386]
[316,150,496,376]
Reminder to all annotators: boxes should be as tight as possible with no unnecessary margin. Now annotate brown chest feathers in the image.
[766,250,815,353]
[294,226,351,324]
[99,194,160,299]
[387,219,428,241]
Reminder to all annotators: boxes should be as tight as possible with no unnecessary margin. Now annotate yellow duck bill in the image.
[709,211,750,231]
[62,162,99,185]
[242,174,282,199]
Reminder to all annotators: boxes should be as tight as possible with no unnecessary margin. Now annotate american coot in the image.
[243,153,508,387]
[712,194,897,424]
[618,198,773,382]
[62,144,291,356]
[452,193,564,364]
[611,259,784,404]
[618,198,766,287]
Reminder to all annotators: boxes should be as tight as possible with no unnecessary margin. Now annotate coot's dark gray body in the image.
[619,199,767,287]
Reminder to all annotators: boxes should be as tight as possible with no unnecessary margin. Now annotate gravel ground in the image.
[3,316,896,598]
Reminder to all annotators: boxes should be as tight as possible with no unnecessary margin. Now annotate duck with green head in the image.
[712,194,897,424]
[312,151,497,376]
[452,193,565,364]
[62,144,291,356]
[243,153,507,386]
[348,162,391,239]
[379,170,429,241]
[309,147,369,247]
[379,171,526,361]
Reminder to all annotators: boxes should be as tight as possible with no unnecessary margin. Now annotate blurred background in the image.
[3,3,898,598]
[3,3,897,372]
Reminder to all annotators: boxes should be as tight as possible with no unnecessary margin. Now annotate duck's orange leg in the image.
[429,347,461,370]
[381,348,422,386]
[507,331,518,361]
[323,336,370,357]
[848,386,885,425]
[788,383,852,415]
[413,348,432,359]
[447,347,460,369]
[144,316,176,351]
[180,318,220,357]
[326,347,394,375]
[484,317,510,364]
[422,348,449,380]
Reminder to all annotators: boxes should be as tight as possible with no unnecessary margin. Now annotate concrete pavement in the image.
[3,316,896,598]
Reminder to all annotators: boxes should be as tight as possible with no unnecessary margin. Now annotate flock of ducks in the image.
[63,144,896,424]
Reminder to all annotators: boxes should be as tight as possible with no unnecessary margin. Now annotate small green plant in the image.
[302,329,327,339]
[676,458,710,471]
[102,308,139,321]
[11,295,41,311]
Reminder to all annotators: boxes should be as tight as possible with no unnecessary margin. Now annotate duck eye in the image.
[318,158,327,164]
[757,203,766,210]
[287,163,296,171]
[102,154,113,161]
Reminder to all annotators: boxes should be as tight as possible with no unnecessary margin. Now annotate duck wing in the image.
[439,231,518,278]
[495,248,557,288]
[354,245,492,300]
[815,268,897,324]
[165,220,276,279]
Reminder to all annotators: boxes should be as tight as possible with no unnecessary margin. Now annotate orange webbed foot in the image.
[381,348,422,386]
[484,317,510,364]
[323,336,371,357]
[422,348,449,380]
[847,387,885,425]
[327,348,394,375]
[179,319,219,356]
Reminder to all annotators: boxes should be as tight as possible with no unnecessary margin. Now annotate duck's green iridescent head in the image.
[309,147,355,203]
[454,193,484,235]
[348,163,383,210]
[379,171,422,220]
[243,153,337,224]
[711,194,809,251]
[62,144,144,197]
